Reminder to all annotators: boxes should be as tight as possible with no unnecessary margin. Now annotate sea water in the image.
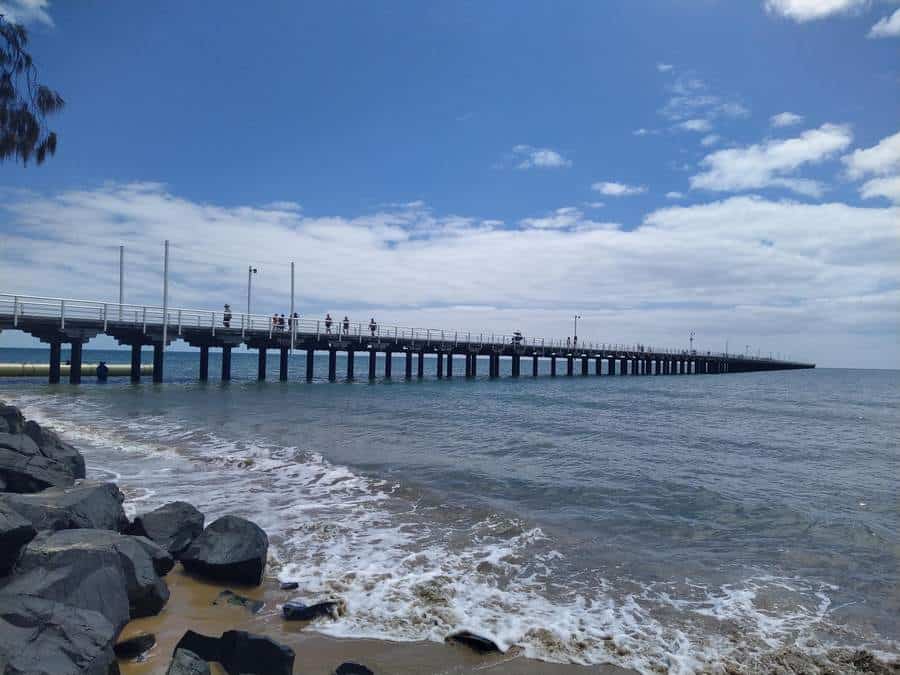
[1,347,897,673]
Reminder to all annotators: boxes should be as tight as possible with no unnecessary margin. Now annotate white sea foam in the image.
[5,392,898,674]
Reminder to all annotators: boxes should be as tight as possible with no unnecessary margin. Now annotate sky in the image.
[0,0,898,368]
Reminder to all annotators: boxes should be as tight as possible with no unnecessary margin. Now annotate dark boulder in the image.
[0,406,85,493]
[113,633,156,660]
[0,501,36,575]
[3,528,169,632]
[212,589,264,614]
[180,515,268,586]
[445,630,502,654]
[0,593,118,675]
[2,480,128,532]
[282,597,346,621]
[279,581,299,590]
[24,419,86,479]
[128,501,204,557]
[166,648,210,675]
[335,663,375,675]
[132,534,175,576]
[173,630,294,675]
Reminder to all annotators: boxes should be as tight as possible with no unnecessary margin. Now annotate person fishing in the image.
[223,304,232,328]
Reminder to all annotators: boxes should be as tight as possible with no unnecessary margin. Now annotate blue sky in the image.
[1,0,898,367]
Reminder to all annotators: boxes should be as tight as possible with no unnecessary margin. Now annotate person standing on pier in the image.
[369,317,377,337]
[272,314,279,330]
[343,316,350,335]
[325,313,333,334]
[278,314,286,330]
[291,312,299,331]
[223,304,232,328]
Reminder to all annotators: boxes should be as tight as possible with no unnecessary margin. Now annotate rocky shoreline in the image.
[1,401,638,675]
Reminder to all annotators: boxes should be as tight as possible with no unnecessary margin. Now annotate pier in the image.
[0,294,814,384]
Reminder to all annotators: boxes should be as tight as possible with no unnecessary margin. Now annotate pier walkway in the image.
[0,294,814,384]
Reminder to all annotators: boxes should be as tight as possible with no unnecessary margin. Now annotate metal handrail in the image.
[0,293,797,362]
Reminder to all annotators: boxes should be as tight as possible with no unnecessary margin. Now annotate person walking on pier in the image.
[290,312,299,331]
[369,317,377,337]
[325,313,333,334]
[223,304,232,328]
[343,316,350,335]
[272,314,279,330]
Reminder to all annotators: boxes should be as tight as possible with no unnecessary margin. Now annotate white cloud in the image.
[701,134,721,147]
[678,119,713,133]
[584,201,605,208]
[860,176,900,203]
[869,8,900,37]
[770,112,804,128]
[2,184,897,367]
[691,123,853,197]
[0,0,52,25]
[511,145,572,169]
[764,0,867,22]
[842,130,900,179]
[591,181,648,197]
[633,128,651,136]
[666,192,685,199]
[718,102,750,119]
[657,63,674,72]
[519,206,617,231]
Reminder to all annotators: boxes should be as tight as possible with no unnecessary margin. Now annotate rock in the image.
[128,501,204,558]
[180,515,268,586]
[173,629,294,675]
[132,534,175,576]
[2,480,128,532]
[113,633,156,660]
[0,406,85,493]
[3,528,169,632]
[282,597,346,621]
[335,663,375,675]
[0,501,36,575]
[212,589,264,614]
[280,581,299,590]
[166,648,210,675]
[0,593,118,675]
[445,630,502,654]
[24,419,86,479]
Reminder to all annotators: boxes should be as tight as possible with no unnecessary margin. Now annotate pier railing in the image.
[0,293,780,361]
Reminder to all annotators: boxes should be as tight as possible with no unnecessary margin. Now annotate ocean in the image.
[1,347,897,673]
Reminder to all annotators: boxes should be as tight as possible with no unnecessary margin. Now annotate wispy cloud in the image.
[701,134,721,147]
[666,191,685,200]
[659,72,749,134]
[591,181,647,197]
[679,119,713,133]
[0,0,52,25]
[763,0,866,22]
[868,8,900,38]
[690,123,853,197]
[656,63,674,72]
[509,145,572,170]
[770,112,805,128]
[842,130,900,179]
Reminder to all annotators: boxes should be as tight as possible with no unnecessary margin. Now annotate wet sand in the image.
[118,567,636,675]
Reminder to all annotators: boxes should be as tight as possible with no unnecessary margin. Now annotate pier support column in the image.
[257,348,267,381]
[306,349,315,380]
[595,356,602,375]
[436,352,444,378]
[328,349,337,381]
[221,346,232,381]
[384,350,392,379]
[465,354,472,378]
[550,356,557,377]
[566,355,574,376]
[471,354,478,377]
[446,353,453,378]
[48,340,61,384]
[199,345,209,381]
[280,347,289,381]
[152,343,164,383]
[347,350,355,380]
[368,349,377,380]
[581,355,589,375]
[511,354,520,377]
[608,358,615,376]
[130,344,142,383]
[417,351,424,378]
[68,341,83,384]
[405,351,413,379]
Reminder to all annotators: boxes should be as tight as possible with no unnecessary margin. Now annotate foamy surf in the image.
[5,390,898,674]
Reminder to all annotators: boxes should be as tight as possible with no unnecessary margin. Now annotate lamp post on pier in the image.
[246,265,258,322]
[573,314,581,348]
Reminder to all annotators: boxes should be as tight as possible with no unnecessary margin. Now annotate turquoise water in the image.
[1,347,897,673]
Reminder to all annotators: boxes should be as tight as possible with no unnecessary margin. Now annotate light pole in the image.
[246,265,258,321]
[573,314,581,347]
[690,331,695,353]
[118,245,124,320]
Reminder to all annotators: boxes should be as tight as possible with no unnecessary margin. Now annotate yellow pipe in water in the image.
[0,363,154,377]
